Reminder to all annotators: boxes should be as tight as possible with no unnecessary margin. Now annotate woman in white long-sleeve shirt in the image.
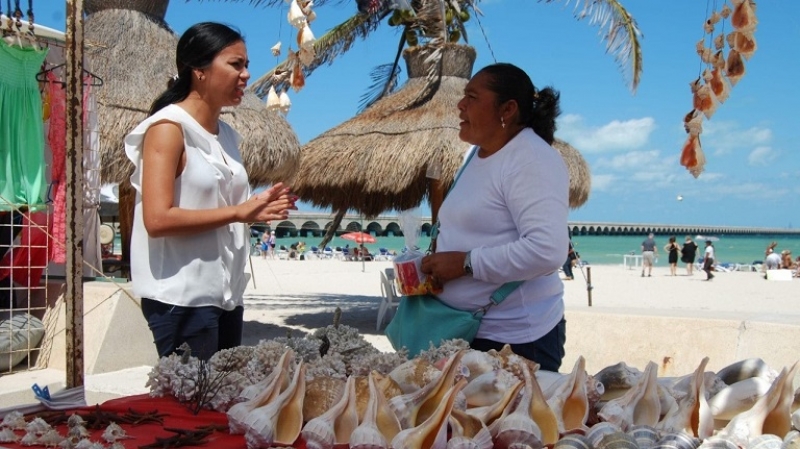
[421,63,569,372]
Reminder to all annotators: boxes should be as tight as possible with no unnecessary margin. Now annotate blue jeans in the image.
[141,298,243,360]
[562,258,574,278]
[471,317,567,372]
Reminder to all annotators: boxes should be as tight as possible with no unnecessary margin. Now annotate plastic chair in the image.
[377,270,400,331]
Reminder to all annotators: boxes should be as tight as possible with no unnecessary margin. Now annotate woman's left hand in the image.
[421,251,468,285]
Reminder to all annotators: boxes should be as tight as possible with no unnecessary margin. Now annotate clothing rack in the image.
[36,62,104,87]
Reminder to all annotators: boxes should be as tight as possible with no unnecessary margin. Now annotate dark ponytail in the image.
[149,22,244,115]
[477,63,561,145]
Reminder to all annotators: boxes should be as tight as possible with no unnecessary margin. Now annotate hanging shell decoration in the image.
[268,0,317,112]
[680,0,758,178]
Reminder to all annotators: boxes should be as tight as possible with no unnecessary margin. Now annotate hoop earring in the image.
[501,117,506,129]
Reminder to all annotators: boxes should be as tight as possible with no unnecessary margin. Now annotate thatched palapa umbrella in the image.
[84,0,301,269]
[294,43,590,243]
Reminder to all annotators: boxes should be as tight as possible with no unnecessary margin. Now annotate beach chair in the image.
[323,247,333,259]
[377,269,400,331]
[377,248,391,261]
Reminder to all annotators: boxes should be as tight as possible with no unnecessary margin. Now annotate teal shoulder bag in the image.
[385,147,522,356]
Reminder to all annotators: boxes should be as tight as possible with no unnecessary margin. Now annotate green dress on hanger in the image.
[0,39,48,211]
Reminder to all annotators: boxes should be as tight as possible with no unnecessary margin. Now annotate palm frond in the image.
[541,0,643,92]
[249,12,386,98]
[358,63,402,112]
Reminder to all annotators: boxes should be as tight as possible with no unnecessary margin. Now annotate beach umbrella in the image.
[340,231,377,244]
[83,0,301,270]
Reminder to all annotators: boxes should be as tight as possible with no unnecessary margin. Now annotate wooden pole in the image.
[586,266,592,307]
[65,0,85,388]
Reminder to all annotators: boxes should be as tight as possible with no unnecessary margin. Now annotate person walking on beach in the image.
[125,22,296,360]
[664,236,680,276]
[260,231,270,259]
[267,230,277,259]
[681,236,698,275]
[562,239,576,280]
[418,63,568,371]
[703,240,716,280]
[641,233,657,277]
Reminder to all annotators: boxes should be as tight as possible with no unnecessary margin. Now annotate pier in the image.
[251,212,800,238]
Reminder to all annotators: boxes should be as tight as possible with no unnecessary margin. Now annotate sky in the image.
[35,1,800,229]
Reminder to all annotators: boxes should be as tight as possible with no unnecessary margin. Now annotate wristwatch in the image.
[463,251,473,276]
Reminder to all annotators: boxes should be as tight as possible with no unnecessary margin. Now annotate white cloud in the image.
[595,150,661,170]
[748,146,778,166]
[591,174,617,192]
[558,114,656,153]
[702,121,773,155]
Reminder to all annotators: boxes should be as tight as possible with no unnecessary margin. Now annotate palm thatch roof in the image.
[294,44,590,217]
[84,3,300,186]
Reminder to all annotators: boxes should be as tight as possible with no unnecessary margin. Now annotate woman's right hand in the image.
[237,182,298,223]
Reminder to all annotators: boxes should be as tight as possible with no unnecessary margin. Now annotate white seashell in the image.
[708,376,772,420]
[0,428,20,443]
[595,362,643,398]
[587,422,624,447]
[266,86,281,111]
[350,372,401,448]
[298,23,315,50]
[278,91,291,114]
[301,375,359,448]
[747,434,783,449]
[390,350,466,429]
[74,440,104,449]
[391,378,466,449]
[20,431,40,446]
[298,47,315,67]
[287,0,306,29]
[2,411,26,429]
[463,369,520,407]
[597,431,639,449]
[305,9,317,23]
[25,417,52,435]
[38,428,65,447]
[389,357,441,394]
[627,424,660,449]
[763,362,799,437]
[784,430,800,449]
[600,362,661,430]
[228,349,294,433]
[656,357,713,439]
[270,41,282,57]
[67,425,90,441]
[66,414,86,428]
[243,361,307,448]
[101,422,128,443]
[546,356,590,433]
[461,349,503,382]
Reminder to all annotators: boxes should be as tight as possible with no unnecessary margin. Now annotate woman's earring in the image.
[501,117,506,129]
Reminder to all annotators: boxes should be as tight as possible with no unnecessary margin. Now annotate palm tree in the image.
[216,0,643,103]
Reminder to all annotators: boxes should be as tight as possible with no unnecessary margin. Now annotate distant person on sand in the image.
[562,239,576,280]
[663,236,680,276]
[681,236,698,276]
[125,23,296,360]
[764,247,781,270]
[703,240,716,281]
[641,233,657,277]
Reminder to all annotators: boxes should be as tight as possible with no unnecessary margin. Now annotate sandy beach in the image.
[2,256,798,408]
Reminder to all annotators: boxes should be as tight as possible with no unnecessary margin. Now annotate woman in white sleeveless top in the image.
[125,23,296,360]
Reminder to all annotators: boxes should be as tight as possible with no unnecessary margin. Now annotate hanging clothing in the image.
[0,40,49,210]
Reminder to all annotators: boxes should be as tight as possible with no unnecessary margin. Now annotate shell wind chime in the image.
[680,0,758,178]
[266,0,318,114]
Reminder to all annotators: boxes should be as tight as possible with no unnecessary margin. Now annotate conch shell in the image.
[243,361,307,448]
[391,378,467,449]
[546,355,590,434]
[350,371,402,449]
[301,374,359,449]
[656,357,714,439]
[598,361,661,430]
[227,349,293,434]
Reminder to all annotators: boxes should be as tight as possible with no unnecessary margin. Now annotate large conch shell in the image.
[463,369,521,407]
[656,357,714,439]
[301,374,359,449]
[243,361,307,448]
[389,357,442,394]
[718,362,799,446]
[447,412,493,449]
[227,349,294,434]
[546,356,590,434]
[598,361,661,430]
[391,378,467,449]
[390,350,466,429]
[595,362,644,401]
[715,358,776,386]
[462,349,504,382]
[708,376,772,421]
[350,372,402,449]
[304,376,345,422]
[520,358,560,445]
[490,363,544,449]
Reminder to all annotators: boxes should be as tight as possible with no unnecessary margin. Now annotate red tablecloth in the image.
[4,394,309,448]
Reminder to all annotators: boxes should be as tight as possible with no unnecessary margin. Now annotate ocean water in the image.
[263,233,800,267]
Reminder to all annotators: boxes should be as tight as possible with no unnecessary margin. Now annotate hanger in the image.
[36,63,104,87]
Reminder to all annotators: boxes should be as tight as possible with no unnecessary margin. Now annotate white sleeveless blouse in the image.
[125,105,250,310]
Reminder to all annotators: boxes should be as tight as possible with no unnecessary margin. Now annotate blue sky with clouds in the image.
[37,1,800,228]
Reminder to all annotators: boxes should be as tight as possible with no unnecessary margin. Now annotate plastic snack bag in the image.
[393,212,441,296]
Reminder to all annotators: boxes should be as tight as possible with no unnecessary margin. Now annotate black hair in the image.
[149,22,244,116]
[476,63,561,145]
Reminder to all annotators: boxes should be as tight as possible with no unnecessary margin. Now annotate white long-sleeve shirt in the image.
[125,105,250,310]
[436,128,569,343]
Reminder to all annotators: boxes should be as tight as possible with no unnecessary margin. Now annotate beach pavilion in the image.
[277,43,590,246]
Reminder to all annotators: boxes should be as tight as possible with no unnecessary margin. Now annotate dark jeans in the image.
[471,317,567,372]
[703,257,715,279]
[141,298,243,361]
[562,258,574,278]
